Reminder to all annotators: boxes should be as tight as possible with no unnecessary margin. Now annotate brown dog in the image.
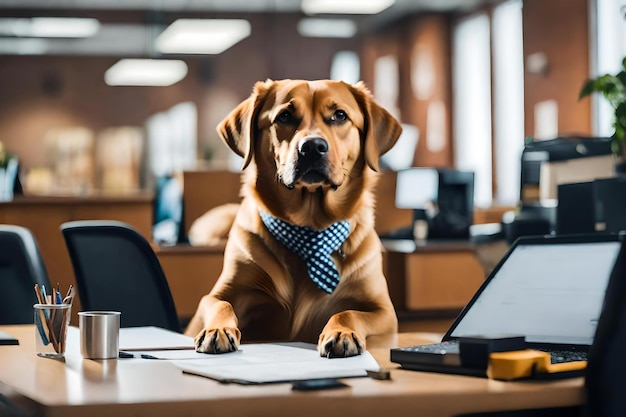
[185,79,402,357]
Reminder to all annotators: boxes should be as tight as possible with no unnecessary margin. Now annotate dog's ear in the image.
[350,81,403,172]
[217,80,273,170]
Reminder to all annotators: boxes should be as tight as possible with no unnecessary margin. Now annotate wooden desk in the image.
[156,244,225,321]
[0,194,153,321]
[383,239,486,312]
[0,325,584,417]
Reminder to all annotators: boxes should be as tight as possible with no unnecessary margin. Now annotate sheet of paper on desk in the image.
[66,326,195,351]
[174,342,380,384]
[119,326,194,351]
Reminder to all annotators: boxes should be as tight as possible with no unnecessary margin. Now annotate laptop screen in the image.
[449,239,622,346]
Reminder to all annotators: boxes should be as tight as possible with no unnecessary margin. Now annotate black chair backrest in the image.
[61,220,181,332]
[585,237,626,417]
[0,225,51,324]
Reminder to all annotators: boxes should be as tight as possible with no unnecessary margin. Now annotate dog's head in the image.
[217,79,402,227]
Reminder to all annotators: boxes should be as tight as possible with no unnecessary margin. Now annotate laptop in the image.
[391,232,625,378]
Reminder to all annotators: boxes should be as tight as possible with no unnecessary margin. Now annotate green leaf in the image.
[582,56,626,156]
[579,79,597,99]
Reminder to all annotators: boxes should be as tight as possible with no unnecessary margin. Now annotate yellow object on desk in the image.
[489,350,587,380]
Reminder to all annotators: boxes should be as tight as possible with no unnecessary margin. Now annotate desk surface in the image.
[0,325,584,417]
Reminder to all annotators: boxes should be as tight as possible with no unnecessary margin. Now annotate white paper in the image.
[175,343,380,384]
[119,326,195,351]
[67,325,195,352]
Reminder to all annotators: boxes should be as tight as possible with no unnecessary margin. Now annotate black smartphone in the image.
[291,378,349,391]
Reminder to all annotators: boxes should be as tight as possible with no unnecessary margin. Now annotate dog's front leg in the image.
[318,308,397,357]
[185,295,241,354]
[317,311,367,358]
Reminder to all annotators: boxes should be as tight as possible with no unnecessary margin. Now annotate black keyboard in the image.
[397,341,460,355]
[540,349,588,364]
[391,341,588,368]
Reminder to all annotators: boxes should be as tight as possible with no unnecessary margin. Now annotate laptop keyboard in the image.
[391,341,588,365]
[398,341,460,355]
[540,349,588,364]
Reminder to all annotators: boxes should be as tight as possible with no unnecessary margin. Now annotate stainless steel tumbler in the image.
[78,311,121,359]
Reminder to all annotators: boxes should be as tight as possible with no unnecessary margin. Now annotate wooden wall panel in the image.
[400,15,453,168]
[360,14,453,169]
[522,0,592,138]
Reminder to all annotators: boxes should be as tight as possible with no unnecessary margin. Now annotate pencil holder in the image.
[33,303,72,358]
[79,311,121,359]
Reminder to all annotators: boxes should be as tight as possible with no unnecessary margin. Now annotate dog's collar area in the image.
[259,210,350,294]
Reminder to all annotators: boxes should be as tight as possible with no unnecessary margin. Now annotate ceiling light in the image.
[0,38,47,55]
[104,59,188,87]
[0,17,100,38]
[301,0,395,15]
[297,18,357,38]
[156,19,251,55]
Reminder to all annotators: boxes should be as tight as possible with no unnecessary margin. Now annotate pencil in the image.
[33,284,45,304]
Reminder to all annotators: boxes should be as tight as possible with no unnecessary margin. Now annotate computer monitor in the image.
[396,168,475,239]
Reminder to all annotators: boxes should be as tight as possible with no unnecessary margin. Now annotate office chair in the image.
[60,220,181,332]
[584,237,626,417]
[0,225,52,324]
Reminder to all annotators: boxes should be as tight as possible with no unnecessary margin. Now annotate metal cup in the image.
[78,311,121,359]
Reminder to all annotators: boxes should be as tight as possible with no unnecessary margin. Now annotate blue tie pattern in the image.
[260,211,350,294]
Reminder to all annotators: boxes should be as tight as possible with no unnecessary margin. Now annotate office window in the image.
[146,101,197,178]
[373,54,400,119]
[330,50,360,84]
[493,0,524,206]
[452,12,492,208]
[593,0,626,137]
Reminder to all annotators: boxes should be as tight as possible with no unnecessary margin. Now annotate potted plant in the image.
[579,57,626,174]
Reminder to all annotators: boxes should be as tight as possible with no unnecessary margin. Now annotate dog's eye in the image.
[330,110,348,123]
[276,111,294,125]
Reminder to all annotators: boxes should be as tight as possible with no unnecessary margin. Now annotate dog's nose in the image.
[298,137,329,160]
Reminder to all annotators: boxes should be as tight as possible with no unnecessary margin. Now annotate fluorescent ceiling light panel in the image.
[301,0,395,15]
[104,59,188,87]
[0,17,100,38]
[156,19,251,54]
[0,38,47,55]
[297,18,357,38]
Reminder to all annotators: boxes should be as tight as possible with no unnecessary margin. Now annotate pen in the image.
[33,284,50,345]
[40,285,48,305]
[55,283,63,304]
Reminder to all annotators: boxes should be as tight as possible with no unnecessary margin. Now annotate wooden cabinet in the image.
[383,240,486,312]
[0,194,153,322]
[156,244,225,322]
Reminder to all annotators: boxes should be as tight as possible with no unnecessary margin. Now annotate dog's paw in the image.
[194,327,241,354]
[318,329,365,358]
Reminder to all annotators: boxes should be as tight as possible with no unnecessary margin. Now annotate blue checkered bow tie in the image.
[259,211,350,294]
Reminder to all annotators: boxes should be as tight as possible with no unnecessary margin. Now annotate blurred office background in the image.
[0,0,623,205]
[2,0,626,329]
